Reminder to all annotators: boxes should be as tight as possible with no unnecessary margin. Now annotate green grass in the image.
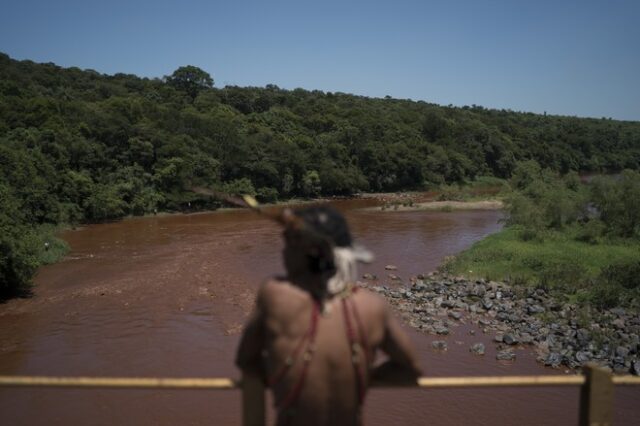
[445,226,640,308]
[34,224,69,265]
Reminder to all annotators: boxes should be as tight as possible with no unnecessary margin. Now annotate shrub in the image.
[590,170,640,239]
[222,178,256,196]
[600,260,640,290]
[0,224,39,300]
[574,219,606,244]
[256,187,279,203]
[588,281,622,309]
[436,185,465,201]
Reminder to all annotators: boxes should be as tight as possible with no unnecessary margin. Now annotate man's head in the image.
[282,205,352,279]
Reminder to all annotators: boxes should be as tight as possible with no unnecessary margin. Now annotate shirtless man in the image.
[236,205,422,426]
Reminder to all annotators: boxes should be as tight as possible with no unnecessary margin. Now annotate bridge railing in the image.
[1,364,639,426]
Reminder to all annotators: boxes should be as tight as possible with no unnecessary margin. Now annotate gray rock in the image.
[610,307,626,316]
[496,312,509,321]
[472,285,486,297]
[616,346,630,358]
[440,300,456,309]
[362,273,377,280]
[385,265,398,271]
[448,311,463,321]
[431,340,448,350]
[496,350,516,361]
[614,364,628,374]
[494,334,504,343]
[414,282,428,291]
[503,334,519,345]
[388,274,401,281]
[545,352,562,367]
[435,326,450,335]
[470,343,486,355]
[482,300,494,310]
[575,351,591,363]
[632,361,640,376]
[613,318,626,330]
[469,329,476,336]
[527,305,545,314]
[576,329,591,346]
[519,333,534,344]
[507,313,521,323]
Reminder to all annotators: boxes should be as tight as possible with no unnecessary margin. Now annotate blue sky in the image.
[1,0,638,120]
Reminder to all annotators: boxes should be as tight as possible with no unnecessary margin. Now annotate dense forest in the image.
[1,52,640,298]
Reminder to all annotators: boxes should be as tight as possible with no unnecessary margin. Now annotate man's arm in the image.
[372,304,422,383]
[235,286,267,377]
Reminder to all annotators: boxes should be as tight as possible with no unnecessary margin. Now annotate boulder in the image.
[432,340,448,350]
[435,326,450,335]
[496,350,516,361]
[527,305,545,314]
[613,318,626,330]
[519,333,534,344]
[575,351,591,363]
[470,343,485,355]
[616,346,630,358]
[503,334,519,345]
[482,300,494,310]
[545,352,562,367]
[610,307,626,317]
[472,285,486,297]
[440,300,456,309]
[448,311,463,321]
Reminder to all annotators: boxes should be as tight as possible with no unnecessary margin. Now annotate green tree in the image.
[166,66,214,99]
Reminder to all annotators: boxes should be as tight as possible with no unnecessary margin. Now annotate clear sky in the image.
[1,0,638,121]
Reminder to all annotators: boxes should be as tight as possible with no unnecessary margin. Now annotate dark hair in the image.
[293,205,352,247]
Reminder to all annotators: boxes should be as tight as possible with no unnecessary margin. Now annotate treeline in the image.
[1,52,640,298]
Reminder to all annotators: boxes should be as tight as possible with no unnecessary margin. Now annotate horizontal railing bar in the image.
[0,375,638,390]
[0,376,239,389]
[415,376,585,388]
[612,376,640,385]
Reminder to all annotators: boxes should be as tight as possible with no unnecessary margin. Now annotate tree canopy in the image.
[166,65,213,98]
[1,51,640,298]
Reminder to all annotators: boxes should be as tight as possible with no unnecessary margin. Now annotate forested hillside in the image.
[1,52,640,298]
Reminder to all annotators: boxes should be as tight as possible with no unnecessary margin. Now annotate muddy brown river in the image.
[1,199,638,425]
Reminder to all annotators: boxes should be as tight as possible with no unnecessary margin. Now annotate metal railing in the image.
[1,364,639,426]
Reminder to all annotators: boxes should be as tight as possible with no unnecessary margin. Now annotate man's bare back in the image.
[235,205,421,425]
[236,278,421,425]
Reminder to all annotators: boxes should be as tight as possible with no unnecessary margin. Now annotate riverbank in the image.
[445,226,640,309]
[365,199,504,212]
[362,272,640,375]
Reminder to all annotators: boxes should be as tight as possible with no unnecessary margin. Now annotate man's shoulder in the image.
[353,287,388,313]
[257,277,303,305]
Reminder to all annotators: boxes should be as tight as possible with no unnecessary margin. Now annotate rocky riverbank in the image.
[362,271,640,375]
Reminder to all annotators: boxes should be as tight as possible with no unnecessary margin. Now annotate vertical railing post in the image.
[242,372,265,426]
[579,363,614,426]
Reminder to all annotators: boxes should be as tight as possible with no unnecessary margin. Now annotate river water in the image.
[0,199,637,425]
